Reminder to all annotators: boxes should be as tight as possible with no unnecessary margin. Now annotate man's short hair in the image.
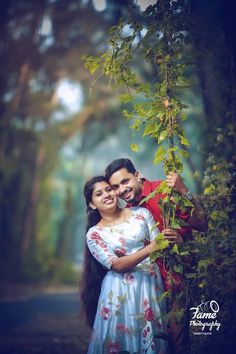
[105,158,136,179]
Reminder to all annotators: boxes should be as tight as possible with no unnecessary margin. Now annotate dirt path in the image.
[0,286,90,354]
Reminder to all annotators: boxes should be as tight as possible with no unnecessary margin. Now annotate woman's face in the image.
[90,181,118,212]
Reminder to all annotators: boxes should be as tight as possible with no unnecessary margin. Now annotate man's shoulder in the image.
[143,178,163,194]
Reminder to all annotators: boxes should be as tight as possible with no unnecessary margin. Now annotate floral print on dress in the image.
[134,213,145,221]
[99,306,112,320]
[106,341,121,354]
[86,207,168,354]
[115,247,126,256]
[123,272,135,285]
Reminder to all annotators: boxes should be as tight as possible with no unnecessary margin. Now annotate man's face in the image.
[109,168,142,204]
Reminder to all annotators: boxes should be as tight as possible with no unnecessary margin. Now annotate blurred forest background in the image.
[0,0,235,314]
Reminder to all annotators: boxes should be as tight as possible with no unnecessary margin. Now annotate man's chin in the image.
[123,196,135,204]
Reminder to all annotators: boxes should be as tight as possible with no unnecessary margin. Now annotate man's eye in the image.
[123,179,129,184]
[112,186,118,191]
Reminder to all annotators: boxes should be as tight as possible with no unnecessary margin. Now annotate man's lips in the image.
[121,190,132,199]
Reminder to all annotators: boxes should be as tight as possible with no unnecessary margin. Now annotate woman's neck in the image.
[99,208,124,227]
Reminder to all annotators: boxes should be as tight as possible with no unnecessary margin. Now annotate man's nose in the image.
[118,185,126,195]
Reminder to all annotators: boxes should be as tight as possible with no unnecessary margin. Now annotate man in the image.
[105,158,207,354]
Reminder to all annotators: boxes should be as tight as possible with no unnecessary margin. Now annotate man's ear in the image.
[89,202,96,210]
[135,171,141,181]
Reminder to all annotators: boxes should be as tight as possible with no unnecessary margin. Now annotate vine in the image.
[83,0,192,298]
[83,1,236,351]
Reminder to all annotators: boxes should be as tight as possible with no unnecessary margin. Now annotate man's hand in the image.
[166,171,188,195]
[162,228,183,243]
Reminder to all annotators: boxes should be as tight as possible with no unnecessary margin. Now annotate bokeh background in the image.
[0,0,235,353]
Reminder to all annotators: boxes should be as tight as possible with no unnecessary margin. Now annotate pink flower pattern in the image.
[106,341,121,354]
[123,272,135,284]
[134,213,145,221]
[86,208,167,354]
[99,306,112,320]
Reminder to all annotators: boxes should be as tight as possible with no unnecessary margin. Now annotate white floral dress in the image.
[86,207,169,354]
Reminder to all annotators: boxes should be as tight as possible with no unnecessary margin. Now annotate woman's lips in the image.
[104,198,114,204]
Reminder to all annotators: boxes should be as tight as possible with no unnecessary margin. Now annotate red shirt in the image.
[140,179,192,236]
[138,179,192,290]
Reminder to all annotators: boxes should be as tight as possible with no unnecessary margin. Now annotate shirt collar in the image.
[141,178,152,197]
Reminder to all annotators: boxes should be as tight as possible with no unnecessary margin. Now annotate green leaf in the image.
[179,251,190,256]
[143,122,156,137]
[119,94,132,103]
[172,243,179,254]
[179,149,189,159]
[130,143,139,152]
[179,135,190,146]
[158,130,168,142]
[158,291,170,303]
[197,259,212,271]
[139,189,158,205]
[170,220,182,229]
[130,119,141,131]
[122,109,133,119]
[134,103,148,117]
[210,210,229,222]
[174,264,183,274]
[155,233,169,250]
[150,250,159,262]
[82,55,101,74]
[180,112,187,120]
[153,145,165,164]
[156,181,171,194]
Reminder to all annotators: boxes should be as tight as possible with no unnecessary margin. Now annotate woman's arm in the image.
[111,240,157,272]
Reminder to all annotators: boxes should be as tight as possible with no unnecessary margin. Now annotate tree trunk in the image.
[21,144,46,258]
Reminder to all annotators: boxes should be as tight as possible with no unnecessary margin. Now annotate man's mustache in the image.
[120,188,132,197]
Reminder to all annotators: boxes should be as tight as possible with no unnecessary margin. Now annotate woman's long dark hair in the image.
[80,176,109,328]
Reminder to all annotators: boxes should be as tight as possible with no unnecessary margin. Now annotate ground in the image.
[0,284,91,354]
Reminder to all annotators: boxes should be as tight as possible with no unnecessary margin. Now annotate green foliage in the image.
[84,0,192,230]
[83,2,236,352]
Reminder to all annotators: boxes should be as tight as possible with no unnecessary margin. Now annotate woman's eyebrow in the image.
[94,189,103,193]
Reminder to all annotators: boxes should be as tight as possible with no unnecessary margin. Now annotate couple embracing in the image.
[81,158,207,354]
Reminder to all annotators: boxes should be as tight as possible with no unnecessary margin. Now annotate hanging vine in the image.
[83,1,236,352]
[83,0,193,297]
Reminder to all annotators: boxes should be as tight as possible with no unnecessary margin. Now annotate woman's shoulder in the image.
[86,225,104,238]
[130,206,152,219]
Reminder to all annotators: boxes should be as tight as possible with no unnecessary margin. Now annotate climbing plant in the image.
[83,0,236,352]
[83,0,192,293]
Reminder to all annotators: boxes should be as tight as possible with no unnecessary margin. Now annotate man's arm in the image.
[166,172,208,232]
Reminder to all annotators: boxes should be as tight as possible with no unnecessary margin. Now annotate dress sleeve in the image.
[86,228,118,270]
[141,207,160,241]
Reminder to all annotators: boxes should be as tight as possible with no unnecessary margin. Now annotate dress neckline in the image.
[97,210,134,229]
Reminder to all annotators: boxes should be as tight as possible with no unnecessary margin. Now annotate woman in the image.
[81,176,169,354]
